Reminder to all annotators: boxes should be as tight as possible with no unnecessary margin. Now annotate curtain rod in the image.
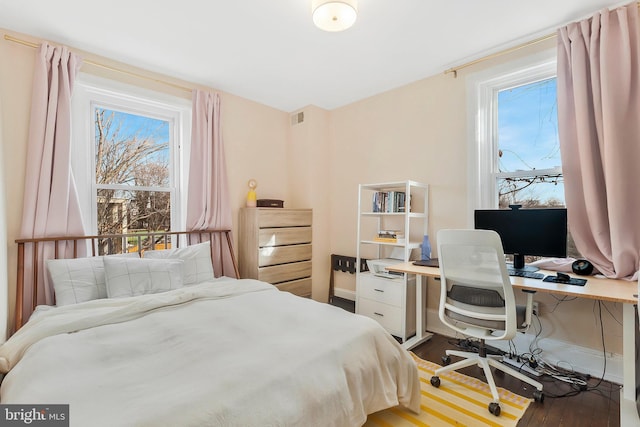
[444,33,556,77]
[3,34,192,93]
[444,1,640,77]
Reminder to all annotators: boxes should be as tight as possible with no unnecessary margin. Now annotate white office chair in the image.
[430,229,544,416]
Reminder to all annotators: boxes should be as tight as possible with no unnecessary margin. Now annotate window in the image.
[496,77,563,208]
[469,50,579,257]
[72,75,191,251]
[95,108,171,236]
[468,50,559,210]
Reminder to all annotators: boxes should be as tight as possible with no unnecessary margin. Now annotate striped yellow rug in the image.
[364,352,532,427]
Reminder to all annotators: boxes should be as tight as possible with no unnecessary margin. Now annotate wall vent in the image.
[291,111,304,125]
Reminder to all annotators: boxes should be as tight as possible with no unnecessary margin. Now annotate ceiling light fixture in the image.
[312,0,358,32]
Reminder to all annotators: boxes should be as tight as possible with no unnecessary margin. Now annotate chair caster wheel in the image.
[430,376,441,387]
[533,390,544,402]
[441,355,451,365]
[488,402,501,416]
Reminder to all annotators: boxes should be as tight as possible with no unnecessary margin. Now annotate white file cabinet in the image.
[357,272,416,340]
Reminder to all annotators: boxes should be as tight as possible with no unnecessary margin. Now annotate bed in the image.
[0,230,420,426]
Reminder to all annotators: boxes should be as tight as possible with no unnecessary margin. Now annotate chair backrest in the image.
[436,229,517,341]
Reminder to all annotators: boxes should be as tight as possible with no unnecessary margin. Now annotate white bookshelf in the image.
[355,180,428,343]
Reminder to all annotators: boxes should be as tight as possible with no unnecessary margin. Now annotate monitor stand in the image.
[509,254,539,273]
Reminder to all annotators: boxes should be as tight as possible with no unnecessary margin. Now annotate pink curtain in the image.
[557,3,640,279]
[19,43,86,314]
[186,90,236,278]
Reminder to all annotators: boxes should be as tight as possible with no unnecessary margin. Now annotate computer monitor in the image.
[474,205,568,272]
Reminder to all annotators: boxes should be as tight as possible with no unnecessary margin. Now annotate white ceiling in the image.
[0,0,630,112]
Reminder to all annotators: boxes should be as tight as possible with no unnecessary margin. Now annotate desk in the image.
[387,262,640,426]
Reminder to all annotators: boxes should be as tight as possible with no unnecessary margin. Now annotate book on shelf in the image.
[373,237,406,243]
[373,230,405,243]
[372,191,406,213]
[378,230,403,238]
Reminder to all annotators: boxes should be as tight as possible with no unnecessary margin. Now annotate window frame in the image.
[71,74,192,235]
[466,49,559,224]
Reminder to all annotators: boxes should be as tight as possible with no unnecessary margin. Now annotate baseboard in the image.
[426,307,624,385]
[333,287,355,301]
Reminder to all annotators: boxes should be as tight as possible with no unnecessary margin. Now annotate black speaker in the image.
[256,199,284,208]
[572,259,594,276]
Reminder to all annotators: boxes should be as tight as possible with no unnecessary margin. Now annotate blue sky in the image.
[498,78,560,171]
[98,108,170,163]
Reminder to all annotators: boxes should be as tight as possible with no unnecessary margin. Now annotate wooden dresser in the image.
[238,208,312,297]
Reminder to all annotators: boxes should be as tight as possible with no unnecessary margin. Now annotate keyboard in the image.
[508,270,544,279]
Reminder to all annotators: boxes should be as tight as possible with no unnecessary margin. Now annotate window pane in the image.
[94,107,172,242]
[97,189,171,236]
[497,78,565,207]
[95,108,170,187]
[498,78,560,172]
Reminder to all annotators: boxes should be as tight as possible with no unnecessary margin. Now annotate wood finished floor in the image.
[411,334,620,427]
[329,297,621,427]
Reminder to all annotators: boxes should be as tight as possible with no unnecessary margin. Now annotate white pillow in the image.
[47,253,140,306]
[103,257,185,298]
[143,241,214,285]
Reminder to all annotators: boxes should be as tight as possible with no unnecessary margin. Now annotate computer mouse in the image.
[556,272,571,283]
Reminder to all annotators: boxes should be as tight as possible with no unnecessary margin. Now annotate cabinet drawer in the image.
[258,209,312,228]
[276,278,312,297]
[258,227,311,247]
[258,261,312,284]
[259,244,311,267]
[358,274,404,306]
[357,298,402,335]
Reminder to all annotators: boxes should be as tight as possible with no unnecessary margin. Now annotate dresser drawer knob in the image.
[374,288,384,292]
[374,312,384,317]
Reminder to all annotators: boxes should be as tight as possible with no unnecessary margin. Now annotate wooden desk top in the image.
[386,262,638,305]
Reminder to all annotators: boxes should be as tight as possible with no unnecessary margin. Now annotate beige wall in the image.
[0,28,624,355]
[1,32,34,338]
[0,69,7,337]
[289,106,332,301]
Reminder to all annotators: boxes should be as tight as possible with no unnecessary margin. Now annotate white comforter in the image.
[0,278,420,427]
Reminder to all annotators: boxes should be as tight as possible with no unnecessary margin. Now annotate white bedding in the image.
[0,278,420,426]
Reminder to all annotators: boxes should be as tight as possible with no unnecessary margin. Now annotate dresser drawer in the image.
[258,244,311,267]
[357,298,403,335]
[357,274,405,306]
[276,278,312,297]
[257,209,312,228]
[258,261,312,284]
[258,227,311,247]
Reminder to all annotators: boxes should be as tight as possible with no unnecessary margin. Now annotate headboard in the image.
[14,229,239,332]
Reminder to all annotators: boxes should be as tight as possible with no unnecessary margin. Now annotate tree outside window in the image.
[94,107,172,253]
